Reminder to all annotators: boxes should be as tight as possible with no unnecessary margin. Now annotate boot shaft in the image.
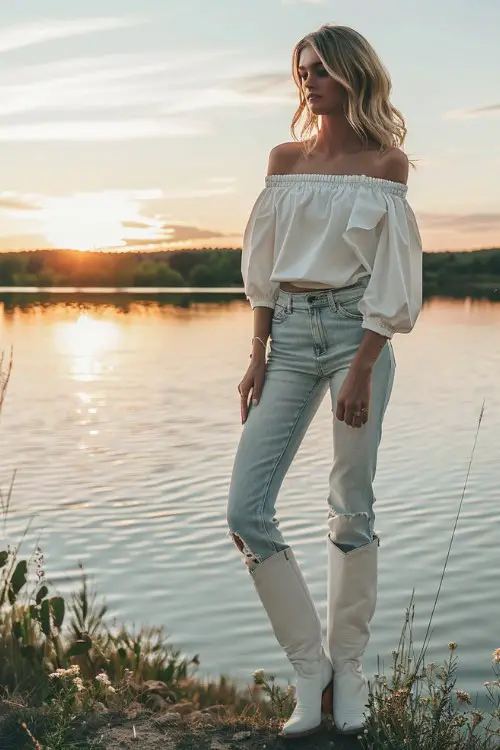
[327,536,378,667]
[252,548,324,677]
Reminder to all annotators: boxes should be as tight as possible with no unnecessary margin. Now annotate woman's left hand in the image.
[336,365,372,428]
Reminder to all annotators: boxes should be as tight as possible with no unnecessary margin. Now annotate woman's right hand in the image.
[238,358,266,424]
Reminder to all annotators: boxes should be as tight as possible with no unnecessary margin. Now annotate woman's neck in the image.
[315,114,370,155]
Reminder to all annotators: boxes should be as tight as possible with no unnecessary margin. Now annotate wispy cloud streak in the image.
[419,212,500,232]
[0,119,205,142]
[445,103,500,119]
[0,16,146,54]
[0,20,294,145]
[0,51,252,121]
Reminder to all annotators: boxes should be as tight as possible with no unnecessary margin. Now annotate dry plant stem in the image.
[415,401,485,675]
[0,346,13,414]
[0,348,14,529]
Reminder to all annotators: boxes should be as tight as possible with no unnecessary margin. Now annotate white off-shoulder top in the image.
[241,173,423,338]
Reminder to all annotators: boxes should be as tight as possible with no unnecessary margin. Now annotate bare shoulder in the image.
[379,147,409,185]
[267,142,303,176]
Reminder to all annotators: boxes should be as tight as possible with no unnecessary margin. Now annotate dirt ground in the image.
[93,712,363,750]
[0,698,364,749]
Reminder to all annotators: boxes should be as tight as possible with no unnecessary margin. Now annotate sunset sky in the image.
[1,0,499,253]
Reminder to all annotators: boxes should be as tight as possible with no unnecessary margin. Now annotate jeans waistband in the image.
[276,276,369,313]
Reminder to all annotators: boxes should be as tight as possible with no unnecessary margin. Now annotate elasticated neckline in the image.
[265,172,408,197]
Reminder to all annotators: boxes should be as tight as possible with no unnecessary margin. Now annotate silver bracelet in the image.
[251,336,267,356]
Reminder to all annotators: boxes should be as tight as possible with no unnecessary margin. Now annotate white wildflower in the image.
[471,710,483,727]
[95,672,111,685]
[49,668,69,679]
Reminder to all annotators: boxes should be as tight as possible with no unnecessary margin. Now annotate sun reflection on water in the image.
[54,313,120,382]
[53,313,121,451]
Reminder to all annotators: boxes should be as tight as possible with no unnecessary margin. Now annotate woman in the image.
[226,24,422,739]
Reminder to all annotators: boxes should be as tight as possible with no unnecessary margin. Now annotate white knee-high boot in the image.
[327,535,378,734]
[251,548,333,739]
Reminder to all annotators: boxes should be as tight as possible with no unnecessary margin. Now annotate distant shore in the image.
[0,247,499,300]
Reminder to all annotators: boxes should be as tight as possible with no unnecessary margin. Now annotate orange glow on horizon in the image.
[40,193,165,252]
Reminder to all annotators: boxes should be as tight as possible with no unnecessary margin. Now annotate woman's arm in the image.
[336,149,415,427]
[238,306,273,423]
[350,330,389,374]
[351,147,410,372]
[251,306,273,365]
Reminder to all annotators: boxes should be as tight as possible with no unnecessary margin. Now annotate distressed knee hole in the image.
[230,532,261,570]
[327,509,372,551]
[231,532,244,553]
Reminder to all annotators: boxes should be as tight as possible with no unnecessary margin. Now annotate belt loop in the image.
[287,294,293,314]
[328,289,337,313]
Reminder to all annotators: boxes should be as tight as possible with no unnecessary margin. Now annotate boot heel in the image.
[321,679,333,716]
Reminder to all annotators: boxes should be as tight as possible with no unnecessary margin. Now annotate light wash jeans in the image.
[227,277,396,570]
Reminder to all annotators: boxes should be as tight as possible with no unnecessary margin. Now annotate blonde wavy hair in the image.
[291,24,408,157]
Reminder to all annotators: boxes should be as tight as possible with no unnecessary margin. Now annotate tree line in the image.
[0,247,499,295]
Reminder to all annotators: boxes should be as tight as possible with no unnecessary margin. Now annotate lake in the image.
[0,289,499,703]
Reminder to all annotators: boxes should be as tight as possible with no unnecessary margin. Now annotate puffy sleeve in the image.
[357,193,423,339]
[241,187,279,309]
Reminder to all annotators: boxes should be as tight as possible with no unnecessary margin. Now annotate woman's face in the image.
[298,45,344,115]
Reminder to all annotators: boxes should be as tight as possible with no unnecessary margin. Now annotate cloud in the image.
[0,51,230,118]
[0,119,205,142]
[467,104,500,115]
[419,212,500,232]
[115,223,230,249]
[121,220,151,230]
[0,16,146,54]
[119,216,234,248]
[0,49,292,140]
[0,187,237,251]
[445,103,500,119]
[231,73,292,94]
[0,193,41,212]
[162,80,295,116]
[161,223,228,243]
[0,46,291,119]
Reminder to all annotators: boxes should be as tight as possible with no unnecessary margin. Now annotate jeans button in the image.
[307,295,315,303]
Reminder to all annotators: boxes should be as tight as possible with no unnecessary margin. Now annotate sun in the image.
[38,189,167,251]
[41,193,129,251]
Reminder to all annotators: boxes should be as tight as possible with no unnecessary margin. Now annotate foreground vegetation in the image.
[1,541,498,750]
[0,247,499,298]
[0,544,498,750]
[1,357,499,748]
